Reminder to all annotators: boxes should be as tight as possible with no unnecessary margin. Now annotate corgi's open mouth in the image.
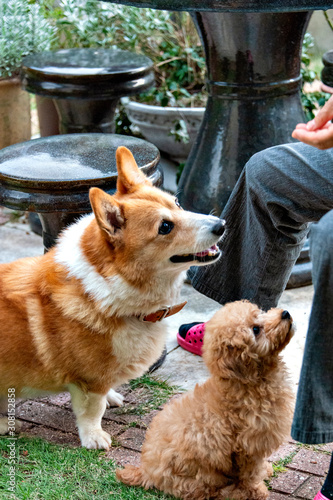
[170,245,221,264]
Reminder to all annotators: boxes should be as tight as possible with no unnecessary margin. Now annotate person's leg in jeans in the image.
[291,211,333,500]
[291,210,333,445]
[188,142,333,311]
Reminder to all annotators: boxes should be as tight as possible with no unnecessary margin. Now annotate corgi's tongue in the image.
[170,244,220,264]
[194,244,219,258]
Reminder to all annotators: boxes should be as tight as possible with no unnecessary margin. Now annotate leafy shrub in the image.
[44,0,206,107]
[0,0,56,79]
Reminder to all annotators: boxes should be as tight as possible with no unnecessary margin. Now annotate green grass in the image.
[0,436,175,500]
[271,450,298,476]
[0,375,180,499]
[114,374,182,417]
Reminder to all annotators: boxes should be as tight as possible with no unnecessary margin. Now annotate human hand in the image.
[292,95,333,149]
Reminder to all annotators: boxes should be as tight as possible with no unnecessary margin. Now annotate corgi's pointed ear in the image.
[116,146,151,194]
[89,187,125,239]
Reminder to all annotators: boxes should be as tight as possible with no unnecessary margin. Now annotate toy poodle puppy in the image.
[116,300,295,500]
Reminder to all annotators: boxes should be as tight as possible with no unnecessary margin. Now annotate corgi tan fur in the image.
[0,147,225,449]
[117,301,295,500]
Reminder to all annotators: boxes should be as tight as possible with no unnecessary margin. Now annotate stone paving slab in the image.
[317,443,333,453]
[288,448,331,476]
[269,493,293,499]
[26,425,81,447]
[105,447,141,468]
[0,220,43,263]
[270,470,311,495]
[36,392,72,409]
[16,401,77,434]
[117,427,146,452]
[294,476,324,499]
[268,443,299,463]
[0,211,11,225]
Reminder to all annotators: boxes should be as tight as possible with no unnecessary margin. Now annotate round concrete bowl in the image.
[125,100,205,163]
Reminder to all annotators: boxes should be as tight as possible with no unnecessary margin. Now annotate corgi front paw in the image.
[0,417,9,435]
[80,428,112,450]
[0,418,20,434]
[106,388,124,407]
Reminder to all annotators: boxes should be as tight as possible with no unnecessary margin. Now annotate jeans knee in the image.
[244,145,288,194]
[310,211,333,254]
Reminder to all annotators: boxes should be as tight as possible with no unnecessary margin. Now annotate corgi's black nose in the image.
[212,219,226,236]
[281,310,291,320]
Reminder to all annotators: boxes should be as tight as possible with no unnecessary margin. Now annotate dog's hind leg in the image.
[217,482,269,500]
[116,465,154,490]
[117,466,219,500]
[265,460,274,479]
[219,479,269,500]
[69,385,111,450]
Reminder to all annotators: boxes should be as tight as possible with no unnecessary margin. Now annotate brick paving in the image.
[267,442,330,499]
[9,384,331,499]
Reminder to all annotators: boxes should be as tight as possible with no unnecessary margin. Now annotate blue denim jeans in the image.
[291,211,333,444]
[188,142,333,443]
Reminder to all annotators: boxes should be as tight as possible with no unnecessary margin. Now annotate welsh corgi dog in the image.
[0,146,225,450]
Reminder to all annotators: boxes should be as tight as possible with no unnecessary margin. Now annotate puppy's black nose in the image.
[281,310,291,320]
[212,219,226,236]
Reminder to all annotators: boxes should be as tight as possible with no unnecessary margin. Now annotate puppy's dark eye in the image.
[253,326,260,335]
[158,220,174,235]
[175,198,183,209]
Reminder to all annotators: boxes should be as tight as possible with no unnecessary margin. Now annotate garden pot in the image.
[0,78,31,149]
[125,100,205,163]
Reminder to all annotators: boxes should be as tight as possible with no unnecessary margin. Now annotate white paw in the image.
[0,418,19,434]
[106,389,124,408]
[80,428,111,450]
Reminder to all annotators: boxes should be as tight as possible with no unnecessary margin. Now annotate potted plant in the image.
[122,12,207,163]
[0,0,56,148]
[45,1,207,162]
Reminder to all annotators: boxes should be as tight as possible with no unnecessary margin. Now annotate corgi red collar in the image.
[138,301,187,322]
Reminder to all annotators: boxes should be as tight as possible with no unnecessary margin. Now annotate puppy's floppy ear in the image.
[216,344,259,383]
[203,332,259,383]
[89,187,125,240]
[116,146,152,194]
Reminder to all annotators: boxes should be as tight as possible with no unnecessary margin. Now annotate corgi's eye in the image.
[158,220,174,235]
[175,198,183,209]
[253,326,260,335]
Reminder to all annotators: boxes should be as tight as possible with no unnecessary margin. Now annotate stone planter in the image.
[125,100,205,163]
[0,78,31,149]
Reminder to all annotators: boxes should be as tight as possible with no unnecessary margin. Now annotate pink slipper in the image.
[177,322,205,356]
[314,492,330,500]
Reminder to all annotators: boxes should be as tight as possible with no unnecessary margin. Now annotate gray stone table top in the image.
[0,134,160,212]
[22,48,154,99]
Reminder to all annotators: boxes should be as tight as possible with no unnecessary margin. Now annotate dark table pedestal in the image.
[176,11,312,288]
[53,97,119,134]
[178,11,311,213]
